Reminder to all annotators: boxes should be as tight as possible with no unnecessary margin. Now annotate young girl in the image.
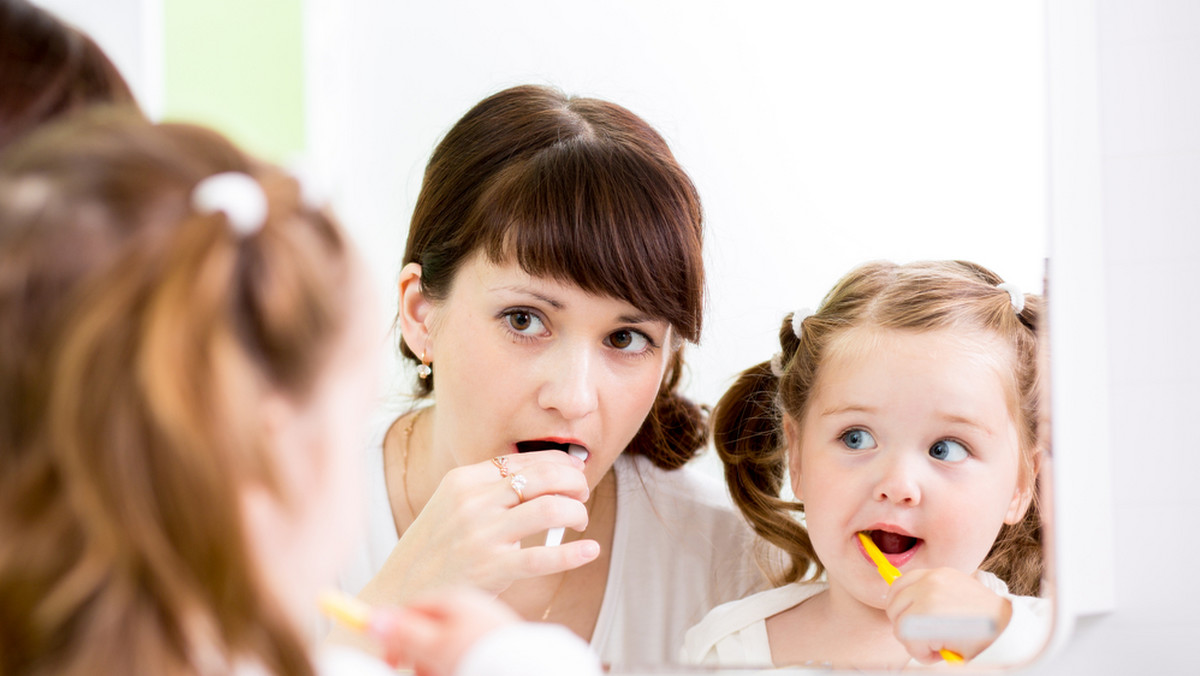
[0,111,394,675]
[682,260,1050,669]
[0,110,602,676]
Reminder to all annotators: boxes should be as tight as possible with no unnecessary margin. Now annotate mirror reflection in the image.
[308,1,1051,669]
[20,0,1053,672]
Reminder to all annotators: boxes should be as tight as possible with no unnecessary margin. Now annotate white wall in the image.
[305,0,1048,422]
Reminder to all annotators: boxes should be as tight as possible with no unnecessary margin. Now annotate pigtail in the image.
[625,349,708,469]
[981,292,1045,596]
[713,314,820,586]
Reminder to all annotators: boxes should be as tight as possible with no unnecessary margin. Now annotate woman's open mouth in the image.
[515,440,590,461]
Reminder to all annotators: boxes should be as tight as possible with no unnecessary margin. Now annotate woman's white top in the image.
[681,571,1051,668]
[334,433,768,669]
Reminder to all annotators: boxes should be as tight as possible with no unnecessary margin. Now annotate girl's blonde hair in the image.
[713,260,1044,596]
[0,112,353,675]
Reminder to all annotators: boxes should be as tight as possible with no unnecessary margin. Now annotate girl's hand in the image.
[369,587,521,675]
[362,450,599,606]
[884,567,1013,664]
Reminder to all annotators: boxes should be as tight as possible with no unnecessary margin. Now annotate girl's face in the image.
[790,327,1033,609]
[419,251,673,487]
[248,269,385,623]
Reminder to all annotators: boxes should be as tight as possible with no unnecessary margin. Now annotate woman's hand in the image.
[884,567,1012,664]
[362,450,599,606]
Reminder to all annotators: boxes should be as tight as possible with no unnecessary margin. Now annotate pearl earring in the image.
[417,351,432,380]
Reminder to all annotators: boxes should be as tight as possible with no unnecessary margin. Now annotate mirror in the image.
[303,1,1055,670]
[44,0,1066,670]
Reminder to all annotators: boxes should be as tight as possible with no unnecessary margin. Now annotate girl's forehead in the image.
[812,326,1021,413]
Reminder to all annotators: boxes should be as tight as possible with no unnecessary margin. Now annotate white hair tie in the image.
[769,351,785,377]
[996,282,1025,313]
[791,307,813,340]
[191,172,268,236]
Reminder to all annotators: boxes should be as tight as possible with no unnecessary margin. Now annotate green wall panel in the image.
[163,0,305,161]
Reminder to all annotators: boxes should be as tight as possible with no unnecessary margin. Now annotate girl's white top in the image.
[682,570,1051,668]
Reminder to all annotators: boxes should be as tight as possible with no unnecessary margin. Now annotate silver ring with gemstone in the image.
[509,474,527,503]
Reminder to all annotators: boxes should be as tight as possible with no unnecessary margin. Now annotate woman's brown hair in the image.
[402,84,707,469]
[713,260,1045,596]
[0,0,139,151]
[0,112,353,675]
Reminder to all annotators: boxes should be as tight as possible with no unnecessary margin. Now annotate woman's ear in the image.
[397,262,434,359]
[784,416,804,502]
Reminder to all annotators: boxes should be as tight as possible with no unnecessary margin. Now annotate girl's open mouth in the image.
[860,528,922,567]
[867,529,920,555]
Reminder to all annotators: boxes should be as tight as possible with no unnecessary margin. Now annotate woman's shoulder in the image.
[681,582,825,666]
[615,452,734,511]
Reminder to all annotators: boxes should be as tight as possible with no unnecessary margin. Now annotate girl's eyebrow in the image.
[937,413,995,436]
[820,404,877,417]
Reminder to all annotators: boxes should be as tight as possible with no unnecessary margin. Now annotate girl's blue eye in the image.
[929,439,969,462]
[504,310,545,335]
[607,329,651,352]
[840,429,877,450]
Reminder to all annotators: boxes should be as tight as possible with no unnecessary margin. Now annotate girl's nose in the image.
[873,453,922,506]
[537,344,600,420]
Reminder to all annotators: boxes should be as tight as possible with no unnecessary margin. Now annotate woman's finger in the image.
[493,494,590,542]
[498,538,603,578]
[480,458,590,507]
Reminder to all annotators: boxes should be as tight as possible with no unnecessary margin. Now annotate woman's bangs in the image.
[475,144,703,341]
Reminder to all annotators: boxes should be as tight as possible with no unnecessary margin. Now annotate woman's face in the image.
[422,251,673,487]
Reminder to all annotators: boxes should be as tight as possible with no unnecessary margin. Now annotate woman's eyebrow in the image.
[492,285,565,309]
[618,313,658,325]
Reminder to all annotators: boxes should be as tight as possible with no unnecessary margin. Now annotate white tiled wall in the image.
[1027,0,1200,672]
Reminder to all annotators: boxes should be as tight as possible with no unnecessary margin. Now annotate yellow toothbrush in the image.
[858,532,964,664]
[318,588,373,633]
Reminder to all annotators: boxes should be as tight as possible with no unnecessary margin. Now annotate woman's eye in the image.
[504,310,545,335]
[840,429,877,450]
[929,439,969,462]
[607,329,651,352]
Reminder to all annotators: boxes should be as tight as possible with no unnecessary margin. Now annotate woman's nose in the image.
[873,453,922,506]
[537,344,600,420]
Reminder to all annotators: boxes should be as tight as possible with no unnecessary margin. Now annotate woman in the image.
[337,84,767,667]
[0,0,138,151]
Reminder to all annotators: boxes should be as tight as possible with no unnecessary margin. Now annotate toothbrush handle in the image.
[939,649,964,663]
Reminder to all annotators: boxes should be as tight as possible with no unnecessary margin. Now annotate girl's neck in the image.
[767,579,912,670]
